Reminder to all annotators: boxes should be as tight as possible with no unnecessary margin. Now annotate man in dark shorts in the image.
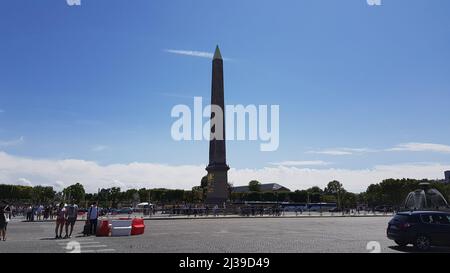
[64,201,78,239]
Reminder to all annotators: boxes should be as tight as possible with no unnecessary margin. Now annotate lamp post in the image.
[307,192,311,216]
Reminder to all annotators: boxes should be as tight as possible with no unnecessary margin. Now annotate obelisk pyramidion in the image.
[205,45,230,206]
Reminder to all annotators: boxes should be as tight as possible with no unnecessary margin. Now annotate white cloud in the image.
[307,148,375,155]
[0,152,448,193]
[164,49,213,59]
[17,178,33,187]
[387,142,450,153]
[0,151,205,193]
[269,160,331,167]
[307,142,450,156]
[164,49,231,61]
[0,136,24,147]
[92,145,108,152]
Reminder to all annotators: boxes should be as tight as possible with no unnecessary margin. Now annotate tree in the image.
[276,191,289,202]
[63,183,85,204]
[324,180,343,195]
[138,188,149,202]
[227,182,234,200]
[306,186,323,203]
[324,180,344,209]
[200,175,209,201]
[124,189,139,202]
[98,188,111,208]
[191,186,203,203]
[342,191,357,208]
[306,186,323,194]
[246,191,262,201]
[262,192,276,202]
[31,186,55,203]
[201,175,208,188]
[0,184,32,201]
[110,187,121,208]
[248,180,261,192]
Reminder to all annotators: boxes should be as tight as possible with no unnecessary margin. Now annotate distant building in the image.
[232,183,291,193]
[445,171,450,183]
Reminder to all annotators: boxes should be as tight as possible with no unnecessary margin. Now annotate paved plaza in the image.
[3,215,449,253]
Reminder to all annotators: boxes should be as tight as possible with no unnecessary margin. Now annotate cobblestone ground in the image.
[1,216,449,253]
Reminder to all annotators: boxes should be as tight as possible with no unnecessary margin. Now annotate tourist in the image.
[0,205,8,241]
[4,203,11,227]
[49,205,55,220]
[87,202,99,236]
[193,205,198,217]
[26,205,32,221]
[55,202,66,239]
[36,204,43,221]
[43,206,49,220]
[31,205,36,222]
[64,201,78,239]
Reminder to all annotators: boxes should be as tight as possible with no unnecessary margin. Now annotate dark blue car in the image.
[387,211,450,250]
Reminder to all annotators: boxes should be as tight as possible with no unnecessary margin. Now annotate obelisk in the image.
[205,45,230,206]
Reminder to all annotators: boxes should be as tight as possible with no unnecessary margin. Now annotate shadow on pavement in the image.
[389,245,450,253]
[40,237,57,240]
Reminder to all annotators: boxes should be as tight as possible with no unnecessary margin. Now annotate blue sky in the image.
[0,0,450,192]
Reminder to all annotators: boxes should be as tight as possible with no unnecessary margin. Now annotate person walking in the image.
[31,205,36,222]
[213,205,218,217]
[64,201,78,239]
[87,202,99,236]
[26,205,32,221]
[55,203,66,239]
[36,205,43,221]
[44,206,49,220]
[3,203,11,229]
[0,206,7,241]
[0,202,10,240]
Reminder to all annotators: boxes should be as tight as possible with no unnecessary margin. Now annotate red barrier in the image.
[96,220,110,237]
[131,218,145,236]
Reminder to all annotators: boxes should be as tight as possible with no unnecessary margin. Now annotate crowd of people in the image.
[0,204,59,222]
[159,203,289,217]
[238,205,284,217]
[53,201,102,239]
[163,204,222,217]
[0,200,104,240]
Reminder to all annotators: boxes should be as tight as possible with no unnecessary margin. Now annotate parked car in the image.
[108,208,133,215]
[387,211,450,250]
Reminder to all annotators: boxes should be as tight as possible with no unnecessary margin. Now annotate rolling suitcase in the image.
[82,221,91,236]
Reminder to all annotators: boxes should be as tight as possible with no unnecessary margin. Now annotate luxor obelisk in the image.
[205,45,230,206]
